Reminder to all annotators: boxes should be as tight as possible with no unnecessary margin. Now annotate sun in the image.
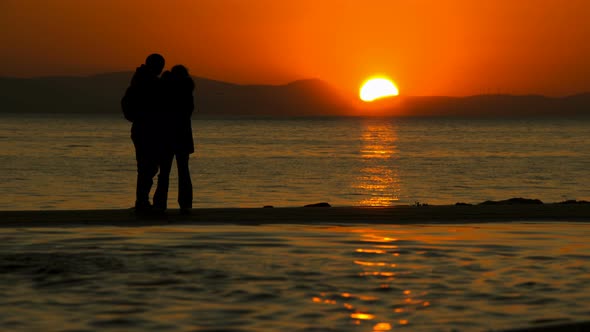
[360,77,399,102]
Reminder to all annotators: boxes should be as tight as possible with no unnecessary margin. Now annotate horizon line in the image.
[1,71,589,99]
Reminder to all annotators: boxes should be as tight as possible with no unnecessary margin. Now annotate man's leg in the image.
[153,150,174,211]
[176,153,193,210]
[133,139,158,210]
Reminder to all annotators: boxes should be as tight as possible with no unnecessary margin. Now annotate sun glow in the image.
[360,78,399,102]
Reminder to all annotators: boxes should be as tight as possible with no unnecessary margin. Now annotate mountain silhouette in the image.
[194,77,351,116]
[394,94,590,117]
[1,73,589,117]
[0,73,351,116]
[0,73,130,114]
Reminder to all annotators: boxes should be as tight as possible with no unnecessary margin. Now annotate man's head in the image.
[145,53,165,76]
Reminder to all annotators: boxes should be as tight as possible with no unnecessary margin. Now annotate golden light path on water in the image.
[354,121,400,206]
[305,224,589,331]
[309,230,419,331]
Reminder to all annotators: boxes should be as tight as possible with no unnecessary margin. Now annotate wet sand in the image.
[1,204,589,227]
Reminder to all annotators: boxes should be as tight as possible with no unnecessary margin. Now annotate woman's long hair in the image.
[170,65,194,91]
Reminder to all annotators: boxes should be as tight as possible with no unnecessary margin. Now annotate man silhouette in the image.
[122,53,165,213]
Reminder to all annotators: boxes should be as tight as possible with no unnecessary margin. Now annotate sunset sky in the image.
[1,0,589,97]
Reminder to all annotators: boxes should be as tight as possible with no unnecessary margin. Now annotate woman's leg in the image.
[176,153,193,209]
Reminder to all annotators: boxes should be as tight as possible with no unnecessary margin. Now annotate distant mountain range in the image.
[1,72,589,117]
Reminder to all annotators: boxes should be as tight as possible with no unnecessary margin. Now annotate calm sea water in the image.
[2,116,590,331]
[0,223,589,331]
[1,114,589,210]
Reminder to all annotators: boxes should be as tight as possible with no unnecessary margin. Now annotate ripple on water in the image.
[0,223,589,332]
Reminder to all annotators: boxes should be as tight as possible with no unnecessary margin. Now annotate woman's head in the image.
[169,65,194,90]
[171,65,189,78]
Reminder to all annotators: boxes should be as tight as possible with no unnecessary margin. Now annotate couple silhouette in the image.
[122,53,195,215]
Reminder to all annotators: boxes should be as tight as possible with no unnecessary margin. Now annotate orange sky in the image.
[1,0,589,97]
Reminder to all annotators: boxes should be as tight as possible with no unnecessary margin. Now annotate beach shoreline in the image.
[1,204,589,227]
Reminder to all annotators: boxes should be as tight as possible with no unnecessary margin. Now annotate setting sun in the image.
[360,78,399,102]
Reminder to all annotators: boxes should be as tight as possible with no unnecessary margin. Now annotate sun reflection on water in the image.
[354,121,401,206]
[308,227,444,330]
[373,322,392,331]
[305,224,590,331]
[356,249,387,254]
[351,312,376,320]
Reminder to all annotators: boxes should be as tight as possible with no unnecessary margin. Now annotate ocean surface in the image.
[1,223,589,331]
[1,114,590,210]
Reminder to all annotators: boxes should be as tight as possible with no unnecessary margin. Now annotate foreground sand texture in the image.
[1,204,589,227]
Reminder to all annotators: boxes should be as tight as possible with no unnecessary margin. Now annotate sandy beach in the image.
[1,204,589,227]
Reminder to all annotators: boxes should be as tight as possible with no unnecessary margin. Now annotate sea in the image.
[2,114,590,331]
[1,223,590,331]
[1,114,589,210]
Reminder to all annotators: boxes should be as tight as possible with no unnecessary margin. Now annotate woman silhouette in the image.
[153,65,195,214]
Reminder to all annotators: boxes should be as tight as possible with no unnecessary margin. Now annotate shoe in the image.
[151,208,168,217]
[180,208,192,215]
[152,204,167,213]
[134,201,153,214]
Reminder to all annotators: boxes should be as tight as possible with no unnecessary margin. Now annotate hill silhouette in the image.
[194,77,351,116]
[0,73,130,114]
[1,73,589,117]
[393,94,590,117]
[0,73,351,116]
